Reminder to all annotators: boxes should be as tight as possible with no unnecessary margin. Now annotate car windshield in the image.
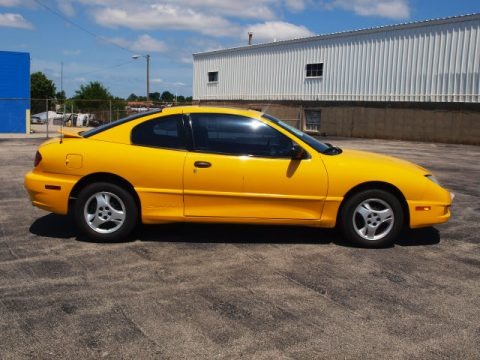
[82,110,162,138]
[262,113,331,153]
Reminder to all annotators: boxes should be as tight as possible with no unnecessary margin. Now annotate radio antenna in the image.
[60,102,65,144]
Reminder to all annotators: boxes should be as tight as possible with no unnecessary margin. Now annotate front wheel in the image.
[74,182,138,242]
[339,189,404,248]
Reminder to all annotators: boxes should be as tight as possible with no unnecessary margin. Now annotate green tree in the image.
[74,81,112,100]
[127,93,138,101]
[30,72,56,113]
[149,92,161,101]
[161,90,174,102]
[56,90,66,100]
[73,81,112,111]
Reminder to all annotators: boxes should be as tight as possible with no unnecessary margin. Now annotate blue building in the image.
[0,51,30,133]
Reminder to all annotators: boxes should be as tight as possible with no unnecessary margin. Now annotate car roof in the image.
[83,106,264,138]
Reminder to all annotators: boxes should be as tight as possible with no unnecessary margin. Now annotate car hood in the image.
[319,147,431,199]
[320,147,452,205]
[338,149,429,174]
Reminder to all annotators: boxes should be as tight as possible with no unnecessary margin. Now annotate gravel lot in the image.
[0,137,479,359]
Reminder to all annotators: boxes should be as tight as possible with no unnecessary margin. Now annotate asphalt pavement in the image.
[0,137,479,359]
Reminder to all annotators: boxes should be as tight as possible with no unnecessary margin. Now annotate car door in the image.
[127,114,187,220]
[183,113,328,219]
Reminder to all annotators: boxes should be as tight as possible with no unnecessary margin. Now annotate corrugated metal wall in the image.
[0,51,30,133]
[193,14,480,103]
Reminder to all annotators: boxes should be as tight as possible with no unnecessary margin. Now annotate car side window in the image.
[190,114,293,158]
[131,115,186,149]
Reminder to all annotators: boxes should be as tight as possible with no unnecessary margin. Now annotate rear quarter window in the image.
[131,115,186,150]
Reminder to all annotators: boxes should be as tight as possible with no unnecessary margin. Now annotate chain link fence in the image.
[1,98,182,137]
[31,98,148,137]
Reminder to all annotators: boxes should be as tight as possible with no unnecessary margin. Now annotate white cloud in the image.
[0,13,33,29]
[93,4,239,37]
[180,0,277,20]
[0,0,37,10]
[80,0,278,20]
[246,21,314,43]
[102,34,168,53]
[151,78,163,84]
[325,0,410,20]
[284,0,308,12]
[0,0,24,6]
[57,0,75,17]
[131,34,168,53]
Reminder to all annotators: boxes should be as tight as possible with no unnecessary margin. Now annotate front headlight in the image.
[425,174,441,187]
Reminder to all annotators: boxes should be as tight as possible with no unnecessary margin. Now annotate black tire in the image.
[74,182,138,242]
[339,189,404,248]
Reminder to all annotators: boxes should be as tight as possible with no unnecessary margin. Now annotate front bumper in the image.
[24,170,78,215]
[408,192,453,229]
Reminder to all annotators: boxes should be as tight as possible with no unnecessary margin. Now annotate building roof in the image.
[193,13,480,57]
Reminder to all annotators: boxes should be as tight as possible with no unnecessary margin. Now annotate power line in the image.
[32,0,134,54]
[76,59,137,77]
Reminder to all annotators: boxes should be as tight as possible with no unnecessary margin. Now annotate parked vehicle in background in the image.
[76,113,95,127]
[30,111,61,125]
[30,115,44,124]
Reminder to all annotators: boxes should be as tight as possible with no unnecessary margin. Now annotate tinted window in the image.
[262,113,330,153]
[190,114,293,158]
[131,115,185,149]
[82,110,162,138]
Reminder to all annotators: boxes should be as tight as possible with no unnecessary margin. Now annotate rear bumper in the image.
[24,170,78,215]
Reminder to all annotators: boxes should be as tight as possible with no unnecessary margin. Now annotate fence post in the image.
[109,100,112,123]
[45,98,49,138]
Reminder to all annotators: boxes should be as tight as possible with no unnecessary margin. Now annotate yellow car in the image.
[24,106,452,247]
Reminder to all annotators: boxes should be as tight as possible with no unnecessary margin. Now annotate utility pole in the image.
[146,54,150,101]
[61,61,63,95]
[132,54,151,102]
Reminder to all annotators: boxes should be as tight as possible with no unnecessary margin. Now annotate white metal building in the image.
[193,13,480,103]
[192,14,480,144]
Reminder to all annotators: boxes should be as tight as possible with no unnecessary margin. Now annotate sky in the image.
[1,0,479,98]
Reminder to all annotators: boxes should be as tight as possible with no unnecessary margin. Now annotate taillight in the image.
[34,151,42,167]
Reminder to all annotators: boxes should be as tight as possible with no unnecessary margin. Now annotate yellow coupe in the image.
[25,106,452,247]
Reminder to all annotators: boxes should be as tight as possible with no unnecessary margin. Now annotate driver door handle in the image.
[194,161,212,168]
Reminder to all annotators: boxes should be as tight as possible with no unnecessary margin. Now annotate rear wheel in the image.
[74,182,138,242]
[339,189,404,248]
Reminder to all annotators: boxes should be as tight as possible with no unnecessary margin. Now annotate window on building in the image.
[306,63,323,77]
[208,71,218,82]
[304,110,321,132]
[131,115,186,149]
[190,113,293,158]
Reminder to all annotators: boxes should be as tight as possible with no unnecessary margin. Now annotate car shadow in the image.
[29,213,78,239]
[395,227,441,246]
[136,222,340,246]
[29,213,441,248]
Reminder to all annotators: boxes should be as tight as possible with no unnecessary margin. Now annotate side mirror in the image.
[291,143,307,160]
